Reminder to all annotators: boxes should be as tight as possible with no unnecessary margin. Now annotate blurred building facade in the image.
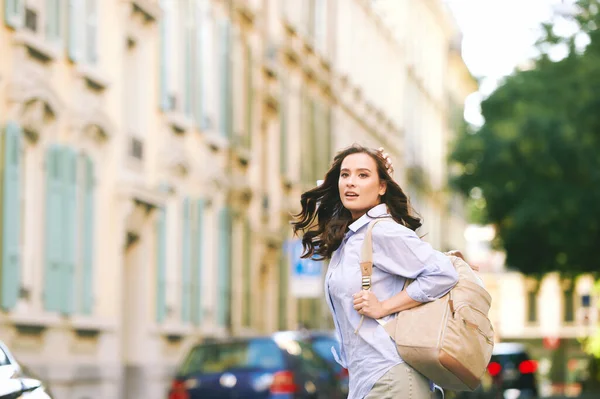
[370,0,477,251]
[0,0,475,398]
[468,225,600,396]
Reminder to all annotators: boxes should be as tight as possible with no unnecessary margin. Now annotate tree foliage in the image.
[450,0,600,276]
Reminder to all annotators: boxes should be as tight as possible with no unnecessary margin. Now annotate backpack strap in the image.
[359,217,393,289]
[355,217,393,333]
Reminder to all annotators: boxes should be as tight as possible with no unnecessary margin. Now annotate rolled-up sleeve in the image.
[372,223,458,302]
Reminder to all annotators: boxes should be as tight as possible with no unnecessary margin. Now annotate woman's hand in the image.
[353,290,386,319]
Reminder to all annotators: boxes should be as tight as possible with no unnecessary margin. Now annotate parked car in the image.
[168,332,344,399]
[290,330,349,396]
[456,342,539,399]
[0,340,53,399]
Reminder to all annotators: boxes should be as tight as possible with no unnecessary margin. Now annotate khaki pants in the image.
[364,362,437,399]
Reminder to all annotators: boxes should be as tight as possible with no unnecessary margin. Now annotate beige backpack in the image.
[357,218,495,391]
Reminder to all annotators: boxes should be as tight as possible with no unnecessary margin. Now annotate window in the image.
[160,0,213,131]
[300,91,314,184]
[84,0,97,63]
[279,76,288,175]
[68,0,98,64]
[242,219,252,328]
[24,6,38,32]
[75,153,95,314]
[159,0,174,110]
[244,43,253,147]
[218,18,232,138]
[564,288,575,323]
[155,207,167,323]
[199,0,215,129]
[124,38,146,161]
[180,198,205,325]
[278,240,288,330]
[1,123,23,310]
[527,290,537,323]
[190,199,205,326]
[5,0,62,45]
[217,207,232,327]
[313,0,327,53]
[181,198,192,323]
[44,146,94,315]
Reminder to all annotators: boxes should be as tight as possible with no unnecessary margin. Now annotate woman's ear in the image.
[379,180,387,196]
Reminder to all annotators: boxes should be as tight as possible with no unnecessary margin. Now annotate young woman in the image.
[292,144,458,398]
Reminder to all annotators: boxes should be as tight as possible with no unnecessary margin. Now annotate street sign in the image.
[286,239,324,298]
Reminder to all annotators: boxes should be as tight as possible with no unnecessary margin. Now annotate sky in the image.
[445,0,573,125]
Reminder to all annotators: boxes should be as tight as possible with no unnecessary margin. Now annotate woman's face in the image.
[338,153,387,220]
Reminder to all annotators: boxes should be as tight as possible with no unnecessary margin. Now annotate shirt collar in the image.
[348,203,389,233]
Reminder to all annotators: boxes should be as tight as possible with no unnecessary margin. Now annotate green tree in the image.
[450,0,600,277]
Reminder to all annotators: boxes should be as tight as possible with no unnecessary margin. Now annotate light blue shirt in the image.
[324,204,458,399]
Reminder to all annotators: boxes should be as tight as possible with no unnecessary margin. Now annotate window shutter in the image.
[300,90,313,183]
[314,0,326,53]
[159,0,169,110]
[245,44,253,148]
[44,146,63,312]
[84,0,98,64]
[155,207,167,323]
[81,155,94,315]
[216,206,231,327]
[181,197,192,323]
[68,0,85,62]
[242,219,251,327]
[279,77,288,174]
[4,0,24,29]
[46,0,62,44]
[200,1,213,130]
[1,123,22,310]
[219,19,231,138]
[61,147,77,315]
[194,2,205,128]
[184,2,193,117]
[191,199,205,326]
[278,239,289,330]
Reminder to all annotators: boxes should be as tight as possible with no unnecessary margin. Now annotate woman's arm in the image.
[353,223,458,319]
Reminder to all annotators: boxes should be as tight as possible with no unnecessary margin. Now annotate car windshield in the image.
[0,348,10,366]
[180,339,285,375]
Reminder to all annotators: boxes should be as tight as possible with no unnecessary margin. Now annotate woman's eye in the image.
[359,173,368,178]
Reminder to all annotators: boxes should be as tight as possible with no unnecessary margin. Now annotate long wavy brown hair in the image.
[291,144,422,260]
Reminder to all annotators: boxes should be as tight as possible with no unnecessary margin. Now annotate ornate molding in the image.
[9,76,62,116]
[130,0,162,23]
[72,109,115,143]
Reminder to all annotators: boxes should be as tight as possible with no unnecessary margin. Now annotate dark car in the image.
[0,340,53,399]
[290,331,349,396]
[167,332,344,399]
[456,342,539,399]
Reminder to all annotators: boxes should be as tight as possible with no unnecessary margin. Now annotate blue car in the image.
[292,331,349,396]
[168,332,344,399]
